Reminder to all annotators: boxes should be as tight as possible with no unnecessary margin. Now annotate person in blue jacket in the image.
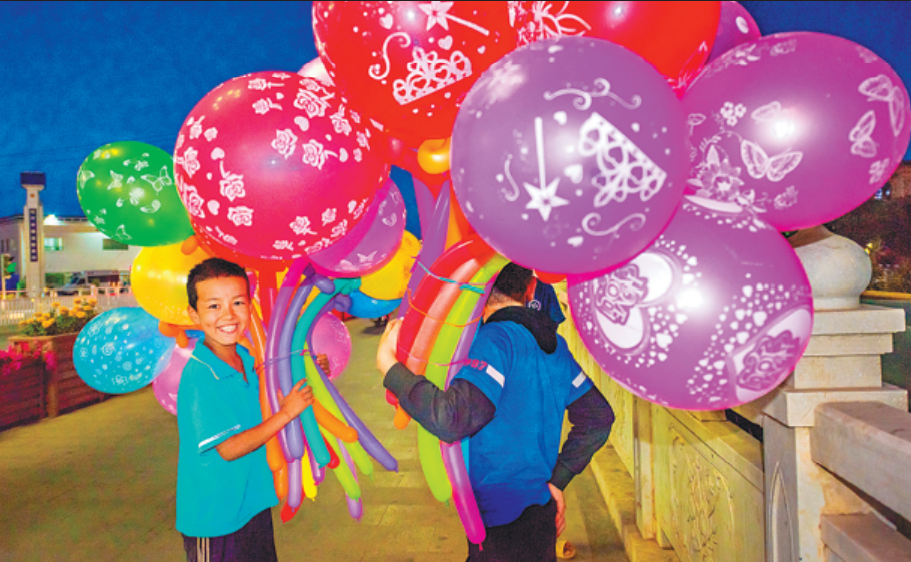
[376,262,614,561]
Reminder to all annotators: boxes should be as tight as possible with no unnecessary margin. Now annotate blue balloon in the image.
[347,290,402,318]
[74,307,175,394]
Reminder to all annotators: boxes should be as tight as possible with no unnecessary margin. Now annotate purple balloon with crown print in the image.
[684,32,911,230]
[568,196,813,410]
[451,36,689,276]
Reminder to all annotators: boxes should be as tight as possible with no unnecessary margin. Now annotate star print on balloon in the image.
[173,71,389,262]
[451,36,689,275]
[313,1,519,143]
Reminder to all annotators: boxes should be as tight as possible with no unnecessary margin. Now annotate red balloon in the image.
[515,1,721,93]
[174,71,389,262]
[534,270,567,285]
[313,1,519,143]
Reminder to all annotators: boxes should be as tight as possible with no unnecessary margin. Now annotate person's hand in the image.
[376,318,402,375]
[277,379,315,420]
[316,352,330,376]
[548,483,566,537]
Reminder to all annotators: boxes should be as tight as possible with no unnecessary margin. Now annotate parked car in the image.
[56,270,124,296]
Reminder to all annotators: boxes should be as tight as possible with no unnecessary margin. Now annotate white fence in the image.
[0,288,137,326]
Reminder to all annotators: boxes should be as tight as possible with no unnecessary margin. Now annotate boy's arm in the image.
[549,385,614,490]
[383,362,495,444]
[216,379,313,461]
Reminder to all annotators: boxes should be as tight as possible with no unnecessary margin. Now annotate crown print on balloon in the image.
[579,113,668,207]
[392,47,473,105]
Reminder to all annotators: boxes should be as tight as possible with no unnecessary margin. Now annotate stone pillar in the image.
[21,172,45,299]
[740,228,909,562]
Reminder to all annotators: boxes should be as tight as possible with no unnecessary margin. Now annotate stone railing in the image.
[556,227,911,562]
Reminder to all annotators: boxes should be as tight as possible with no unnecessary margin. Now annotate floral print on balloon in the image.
[174,72,389,262]
[684,32,911,230]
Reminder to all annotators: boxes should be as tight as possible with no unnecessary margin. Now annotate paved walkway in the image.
[0,318,626,561]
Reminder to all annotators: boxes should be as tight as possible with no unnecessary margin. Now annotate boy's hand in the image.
[376,318,402,375]
[278,378,315,419]
[548,483,566,537]
[316,352,330,376]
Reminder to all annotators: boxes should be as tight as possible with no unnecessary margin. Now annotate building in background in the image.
[0,172,139,296]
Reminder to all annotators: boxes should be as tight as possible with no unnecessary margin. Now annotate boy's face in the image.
[187,276,250,350]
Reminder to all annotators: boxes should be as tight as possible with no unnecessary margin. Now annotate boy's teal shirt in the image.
[176,341,277,538]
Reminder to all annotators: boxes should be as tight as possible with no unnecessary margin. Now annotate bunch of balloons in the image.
[71,0,911,544]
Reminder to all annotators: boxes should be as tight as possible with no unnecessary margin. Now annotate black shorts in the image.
[467,499,558,562]
[181,508,277,562]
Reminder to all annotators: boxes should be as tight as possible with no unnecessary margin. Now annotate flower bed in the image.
[8,333,107,418]
[5,298,107,420]
[0,353,45,430]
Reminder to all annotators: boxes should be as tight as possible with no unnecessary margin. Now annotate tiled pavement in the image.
[0,318,626,561]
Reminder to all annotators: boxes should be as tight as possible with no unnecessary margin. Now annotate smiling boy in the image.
[176,257,313,562]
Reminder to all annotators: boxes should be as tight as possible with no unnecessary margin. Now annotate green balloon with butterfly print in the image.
[76,141,194,246]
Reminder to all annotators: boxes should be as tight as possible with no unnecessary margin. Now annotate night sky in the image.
[1,1,910,230]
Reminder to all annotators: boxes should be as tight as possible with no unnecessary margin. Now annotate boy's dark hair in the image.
[489,262,534,304]
[187,257,249,310]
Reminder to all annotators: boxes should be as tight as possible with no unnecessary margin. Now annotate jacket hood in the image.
[486,306,558,354]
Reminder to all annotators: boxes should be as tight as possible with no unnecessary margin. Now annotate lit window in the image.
[102,238,129,251]
[44,237,64,251]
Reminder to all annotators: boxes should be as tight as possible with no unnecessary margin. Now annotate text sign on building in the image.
[29,209,38,262]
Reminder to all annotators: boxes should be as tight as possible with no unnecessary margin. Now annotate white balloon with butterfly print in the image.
[683,32,911,231]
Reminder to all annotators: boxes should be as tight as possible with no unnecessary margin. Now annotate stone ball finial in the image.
[788,225,872,311]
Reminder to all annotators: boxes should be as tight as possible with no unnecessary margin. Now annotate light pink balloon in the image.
[152,339,197,415]
[311,314,351,381]
[298,57,334,85]
[568,196,813,410]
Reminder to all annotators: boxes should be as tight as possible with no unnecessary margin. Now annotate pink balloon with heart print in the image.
[311,313,352,381]
[309,178,407,278]
[568,195,814,410]
[706,2,761,64]
[451,36,689,276]
[174,71,389,262]
[152,338,197,415]
[684,32,911,231]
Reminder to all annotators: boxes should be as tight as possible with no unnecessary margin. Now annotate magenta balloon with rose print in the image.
[568,196,814,410]
[684,32,911,231]
[451,36,689,276]
[309,178,407,278]
[174,71,389,262]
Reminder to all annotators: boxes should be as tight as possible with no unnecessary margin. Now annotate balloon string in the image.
[255,347,319,374]
[396,345,469,369]
[413,260,487,294]
[405,289,483,328]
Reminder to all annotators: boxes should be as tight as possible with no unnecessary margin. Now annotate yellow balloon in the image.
[360,232,421,301]
[416,137,451,175]
[132,242,211,326]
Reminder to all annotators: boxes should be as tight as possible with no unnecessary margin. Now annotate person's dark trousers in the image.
[467,499,558,562]
[182,508,278,562]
